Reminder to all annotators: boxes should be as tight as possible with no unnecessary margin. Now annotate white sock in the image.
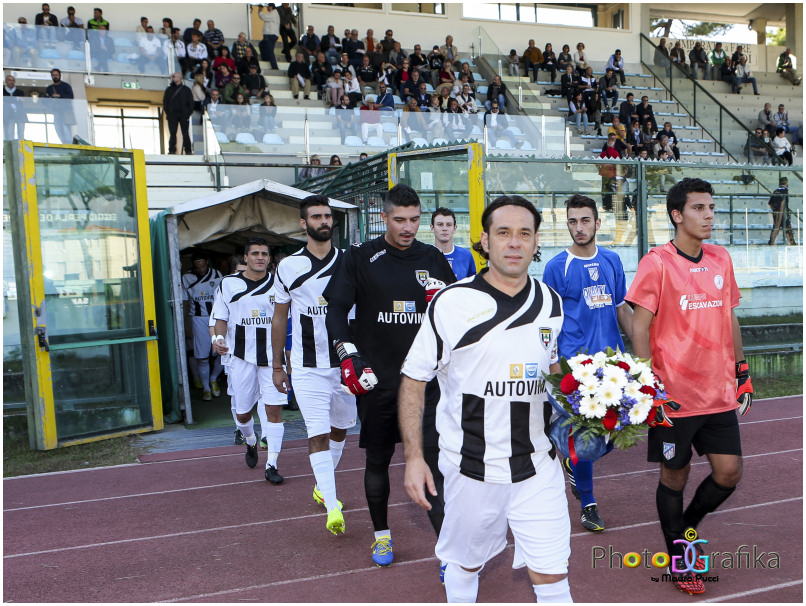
[310,450,338,510]
[236,417,255,443]
[211,356,223,382]
[533,578,572,603]
[444,563,480,603]
[198,358,210,391]
[330,438,346,469]
[230,398,238,425]
[256,400,269,439]
[374,530,391,542]
[265,421,284,467]
[187,356,200,381]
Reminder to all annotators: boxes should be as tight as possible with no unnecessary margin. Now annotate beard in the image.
[307,223,332,242]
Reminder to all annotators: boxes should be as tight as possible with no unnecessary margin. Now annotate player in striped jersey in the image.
[211,238,287,482]
[400,196,573,603]
[182,251,223,401]
[271,195,357,536]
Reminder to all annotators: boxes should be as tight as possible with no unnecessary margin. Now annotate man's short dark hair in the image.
[666,177,714,228]
[94,7,102,13]
[300,194,331,219]
[229,253,245,271]
[626,92,634,99]
[244,236,269,255]
[431,207,456,226]
[383,183,420,214]
[471,195,542,262]
[191,250,207,262]
[565,193,598,222]
[51,68,61,76]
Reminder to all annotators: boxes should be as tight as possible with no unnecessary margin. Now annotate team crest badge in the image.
[540,328,552,349]
[415,270,430,287]
[588,267,599,281]
[663,442,675,460]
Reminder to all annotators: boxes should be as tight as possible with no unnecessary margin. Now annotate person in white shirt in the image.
[164,27,187,74]
[186,31,208,72]
[255,3,280,70]
[137,26,164,73]
[736,56,759,95]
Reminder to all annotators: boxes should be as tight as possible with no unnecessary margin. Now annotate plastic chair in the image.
[344,135,364,147]
[215,131,229,144]
[412,137,428,147]
[39,48,61,59]
[262,133,283,144]
[431,138,448,145]
[366,136,386,147]
[235,132,257,144]
[494,139,514,150]
[392,95,403,106]
[114,37,133,47]
[66,50,84,60]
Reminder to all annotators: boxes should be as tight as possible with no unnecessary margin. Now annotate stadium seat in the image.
[520,141,536,150]
[424,83,434,93]
[382,122,398,133]
[235,133,257,144]
[344,135,364,146]
[262,133,283,144]
[114,37,133,47]
[215,131,229,144]
[40,48,61,59]
[366,136,386,147]
[389,136,399,146]
[477,85,488,95]
[392,95,403,106]
[431,138,448,145]
[66,50,84,60]
[494,139,514,150]
[412,137,428,146]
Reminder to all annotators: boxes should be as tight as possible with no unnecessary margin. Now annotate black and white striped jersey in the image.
[274,246,341,369]
[182,268,223,317]
[402,272,564,484]
[211,272,276,366]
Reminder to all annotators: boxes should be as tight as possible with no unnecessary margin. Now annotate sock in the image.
[656,482,685,558]
[374,529,391,541]
[230,398,238,425]
[256,400,269,439]
[571,460,595,508]
[444,563,479,603]
[235,416,255,441]
[683,474,736,530]
[533,578,572,603]
[211,356,223,382]
[198,358,210,391]
[365,446,395,531]
[330,438,346,469]
[187,356,200,382]
[310,450,338,510]
[264,421,284,467]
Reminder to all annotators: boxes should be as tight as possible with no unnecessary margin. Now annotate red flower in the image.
[560,374,580,394]
[639,385,657,397]
[616,361,631,372]
[580,359,593,366]
[644,405,658,424]
[602,408,618,430]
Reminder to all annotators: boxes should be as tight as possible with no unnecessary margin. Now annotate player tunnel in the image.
[149,179,359,425]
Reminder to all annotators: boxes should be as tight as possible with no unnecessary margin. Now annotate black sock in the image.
[656,482,685,558]
[364,445,396,532]
[683,474,736,530]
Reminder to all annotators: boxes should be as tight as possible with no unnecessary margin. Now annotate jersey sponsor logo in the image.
[415,270,430,287]
[588,267,599,281]
[510,364,523,379]
[484,377,546,397]
[318,296,328,306]
[540,328,552,349]
[679,293,723,311]
[369,249,386,263]
[525,363,539,379]
[394,300,416,312]
[690,267,708,273]
[714,275,724,289]
[306,305,328,315]
[663,442,675,460]
[241,310,271,325]
[377,302,425,325]
[583,284,613,309]
[251,309,268,317]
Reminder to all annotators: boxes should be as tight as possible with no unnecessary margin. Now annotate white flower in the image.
[591,351,609,366]
[638,367,655,385]
[572,364,597,384]
[602,365,629,390]
[624,381,642,399]
[568,354,590,366]
[579,394,607,419]
[578,380,599,397]
[596,383,623,407]
[628,402,653,425]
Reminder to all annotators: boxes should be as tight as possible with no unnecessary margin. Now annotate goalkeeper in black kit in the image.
[324,184,457,569]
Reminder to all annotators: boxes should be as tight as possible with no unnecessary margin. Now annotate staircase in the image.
[145,155,223,212]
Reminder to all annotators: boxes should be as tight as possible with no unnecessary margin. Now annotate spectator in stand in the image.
[288,51,312,99]
[160,18,173,36]
[90,25,115,72]
[730,45,745,66]
[599,68,619,111]
[336,52,356,79]
[652,133,675,159]
[243,64,267,99]
[222,71,246,103]
[736,56,759,95]
[413,81,431,111]
[389,42,408,70]
[401,69,423,101]
[639,120,655,155]
[440,35,461,71]
[709,42,727,82]
[435,63,456,96]
[238,46,260,76]
[484,100,514,147]
[456,83,478,114]
[299,155,326,180]
[311,51,333,93]
[376,82,395,111]
[88,8,109,30]
[278,3,298,63]
[507,49,521,78]
[203,87,223,126]
[636,95,655,129]
[215,63,233,89]
[36,3,59,41]
[485,74,507,112]
[343,70,362,106]
[561,65,579,101]
[773,127,793,165]
[573,42,589,76]
[451,73,471,97]
[579,66,598,104]
[654,38,670,77]
[232,32,257,63]
[587,90,605,136]
[359,98,383,142]
[720,58,740,94]
[187,31,209,72]
[758,102,773,130]
[557,44,573,73]
[542,43,558,83]
[401,97,427,142]
[619,92,638,128]
[163,71,194,154]
[335,94,356,142]
[230,93,251,130]
[459,63,476,90]
[136,17,149,33]
[329,154,342,168]
[319,25,342,65]
[776,48,801,85]
[213,46,236,75]
[442,97,473,140]
[608,115,629,151]
[669,40,687,75]
[258,92,276,130]
[627,119,643,156]
[299,25,320,64]
[358,55,380,96]
[426,95,445,138]
[183,18,202,45]
[195,59,214,89]
[601,130,627,158]
[138,27,164,74]
[344,29,366,69]
[166,28,188,75]
[772,104,794,135]
[747,128,769,164]
[204,20,225,56]
[60,6,85,48]
[568,91,590,135]
[521,40,543,82]
[410,45,429,84]
[362,29,380,55]
[427,45,445,88]
[660,122,680,160]
[689,41,710,80]
[605,49,627,85]
[191,72,208,114]
[379,29,396,62]
[256,5,280,70]
[324,69,343,106]
[3,75,26,140]
[436,86,452,109]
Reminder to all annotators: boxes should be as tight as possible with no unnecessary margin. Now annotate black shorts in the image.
[647,410,742,469]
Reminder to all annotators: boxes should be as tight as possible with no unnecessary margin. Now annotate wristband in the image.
[211,335,224,344]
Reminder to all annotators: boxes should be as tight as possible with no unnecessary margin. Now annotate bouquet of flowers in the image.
[544,347,675,463]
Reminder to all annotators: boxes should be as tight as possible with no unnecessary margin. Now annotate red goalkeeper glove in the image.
[425,277,446,303]
[335,341,378,396]
[736,360,753,415]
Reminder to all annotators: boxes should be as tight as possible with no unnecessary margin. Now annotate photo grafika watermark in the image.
[592,528,780,580]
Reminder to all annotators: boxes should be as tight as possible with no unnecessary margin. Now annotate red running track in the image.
[3,396,803,603]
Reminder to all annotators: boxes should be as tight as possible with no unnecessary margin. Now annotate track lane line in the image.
[699,579,803,602]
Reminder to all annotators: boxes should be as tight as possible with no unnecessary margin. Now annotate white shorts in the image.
[435,452,570,574]
[228,356,286,415]
[292,366,357,438]
[191,315,212,359]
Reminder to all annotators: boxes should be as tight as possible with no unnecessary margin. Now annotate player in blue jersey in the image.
[542,194,634,532]
[431,208,477,280]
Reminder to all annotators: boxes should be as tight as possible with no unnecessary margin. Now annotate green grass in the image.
[753,374,804,399]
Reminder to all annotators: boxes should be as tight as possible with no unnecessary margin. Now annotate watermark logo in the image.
[671,529,709,574]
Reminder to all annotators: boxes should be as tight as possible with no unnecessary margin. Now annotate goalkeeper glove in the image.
[736,359,753,415]
[335,341,378,396]
[425,277,446,303]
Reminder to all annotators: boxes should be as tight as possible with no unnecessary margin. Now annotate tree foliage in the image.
[767,28,786,46]
[650,18,733,39]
